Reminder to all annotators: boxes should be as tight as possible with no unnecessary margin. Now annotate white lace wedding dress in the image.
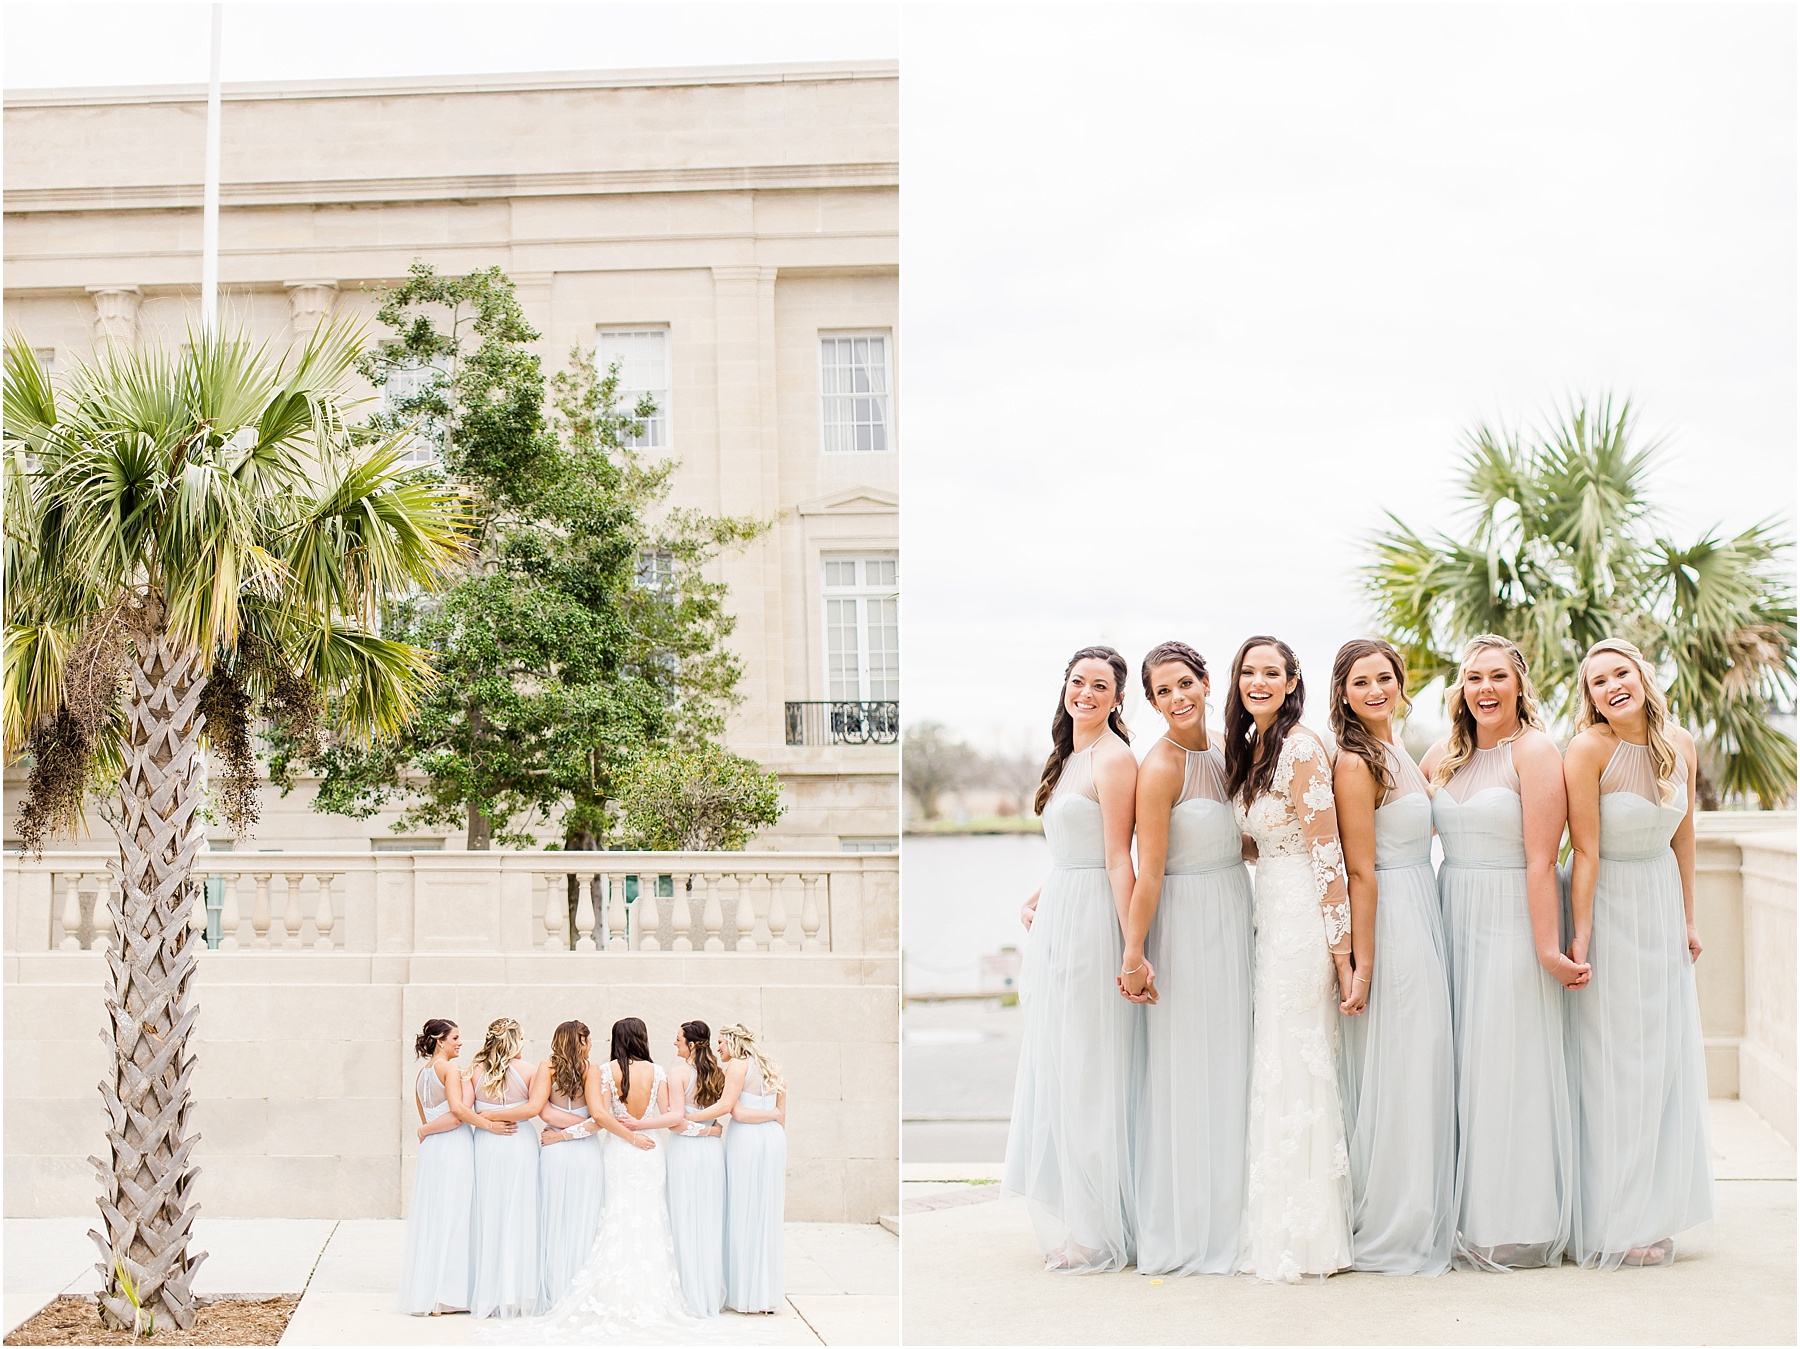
[519,1062,705,1344]
[1235,728,1354,1282]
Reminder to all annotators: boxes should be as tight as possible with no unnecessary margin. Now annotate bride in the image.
[527,1017,704,1342]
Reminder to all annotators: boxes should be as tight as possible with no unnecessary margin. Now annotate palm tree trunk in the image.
[89,626,210,1332]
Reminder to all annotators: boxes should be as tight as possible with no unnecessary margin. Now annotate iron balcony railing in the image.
[784,700,900,747]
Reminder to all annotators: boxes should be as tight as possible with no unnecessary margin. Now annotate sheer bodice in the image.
[417,1064,455,1123]
[1433,744,1526,869]
[475,1063,530,1112]
[1373,742,1433,872]
[1234,729,1351,951]
[1043,740,1106,868]
[1165,741,1242,875]
[1599,742,1688,861]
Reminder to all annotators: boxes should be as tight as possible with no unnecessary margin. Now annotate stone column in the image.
[711,265,784,752]
[86,286,141,345]
[284,281,338,340]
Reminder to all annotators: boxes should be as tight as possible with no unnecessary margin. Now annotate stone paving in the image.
[2,1218,897,1346]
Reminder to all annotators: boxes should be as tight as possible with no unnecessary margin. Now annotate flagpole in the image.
[200,3,222,331]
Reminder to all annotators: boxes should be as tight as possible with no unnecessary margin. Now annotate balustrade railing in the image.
[4,849,896,958]
[783,700,899,747]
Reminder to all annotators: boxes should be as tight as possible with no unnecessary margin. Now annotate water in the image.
[902,833,1049,994]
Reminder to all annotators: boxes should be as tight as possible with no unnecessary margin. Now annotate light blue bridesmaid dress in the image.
[470,1062,543,1317]
[666,1069,727,1316]
[1568,741,1714,1269]
[395,1063,476,1313]
[1434,742,1574,1270]
[536,1083,605,1308]
[724,1060,787,1312]
[1339,742,1455,1275]
[1133,741,1252,1276]
[1002,737,1144,1272]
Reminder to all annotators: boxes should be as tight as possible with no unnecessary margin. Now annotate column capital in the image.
[284,280,338,339]
[85,286,141,344]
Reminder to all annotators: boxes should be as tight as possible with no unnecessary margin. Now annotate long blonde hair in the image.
[474,1017,523,1099]
[1431,634,1546,792]
[719,1023,785,1098]
[549,1020,590,1104]
[1577,637,1682,804]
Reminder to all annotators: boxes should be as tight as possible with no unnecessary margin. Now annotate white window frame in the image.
[596,326,671,450]
[821,552,898,702]
[377,361,447,469]
[818,330,894,455]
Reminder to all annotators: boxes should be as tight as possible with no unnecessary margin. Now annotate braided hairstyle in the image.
[1329,638,1411,800]
[1222,635,1306,808]
[1033,645,1131,815]
[414,1018,456,1059]
[473,1017,523,1099]
[681,1020,726,1108]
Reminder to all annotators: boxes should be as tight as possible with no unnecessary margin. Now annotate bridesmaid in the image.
[665,1021,728,1316]
[1119,640,1252,1276]
[534,1020,605,1308]
[469,1017,547,1317]
[397,1018,509,1314]
[1564,637,1713,1268]
[1002,645,1143,1272]
[1423,634,1582,1271]
[1224,635,1354,1282]
[719,1023,788,1312]
[1330,639,1455,1275]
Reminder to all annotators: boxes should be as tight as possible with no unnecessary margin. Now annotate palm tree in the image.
[1366,396,1795,806]
[3,324,471,1331]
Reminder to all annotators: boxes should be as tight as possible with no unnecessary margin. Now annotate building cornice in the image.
[4,162,899,216]
[4,60,898,108]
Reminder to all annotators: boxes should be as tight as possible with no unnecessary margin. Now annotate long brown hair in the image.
[1139,640,1208,701]
[1431,633,1545,791]
[1033,645,1131,814]
[1329,638,1411,800]
[682,1019,725,1108]
[549,1019,590,1103]
[609,1017,653,1103]
[1222,635,1305,808]
[1576,637,1681,803]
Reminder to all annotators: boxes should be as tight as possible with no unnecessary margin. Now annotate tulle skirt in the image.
[1441,863,1574,1270]
[724,1105,786,1312]
[667,1132,727,1316]
[1003,863,1144,1272]
[1568,851,1714,1269]
[537,1131,605,1308]
[1339,861,1455,1275]
[395,1124,476,1314]
[1238,854,1352,1283]
[1133,864,1252,1275]
[471,1119,543,1317]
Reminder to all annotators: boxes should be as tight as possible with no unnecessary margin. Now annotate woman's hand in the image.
[540,1127,566,1146]
[1020,893,1040,931]
[416,1125,431,1143]
[1686,924,1703,963]
[1568,931,1590,969]
[1334,954,1367,1015]
[484,1117,518,1135]
[1118,952,1156,1003]
[1540,948,1592,989]
[631,1132,656,1151]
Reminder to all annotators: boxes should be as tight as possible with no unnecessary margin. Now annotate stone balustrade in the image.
[4,850,896,958]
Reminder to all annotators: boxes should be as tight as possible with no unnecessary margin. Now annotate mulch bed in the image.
[5,1295,298,1346]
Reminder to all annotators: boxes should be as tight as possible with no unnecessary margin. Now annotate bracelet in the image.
[1353,974,1370,986]
[1121,964,1145,977]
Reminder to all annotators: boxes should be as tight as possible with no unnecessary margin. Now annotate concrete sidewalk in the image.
[4,1219,897,1346]
[900,1102,1796,1345]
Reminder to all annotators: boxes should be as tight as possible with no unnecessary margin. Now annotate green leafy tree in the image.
[1366,397,1795,806]
[3,324,469,1332]
[279,264,766,848]
[615,742,786,850]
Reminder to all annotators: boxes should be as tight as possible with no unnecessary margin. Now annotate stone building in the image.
[3,61,900,852]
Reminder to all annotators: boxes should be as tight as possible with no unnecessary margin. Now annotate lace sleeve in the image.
[1285,733,1352,954]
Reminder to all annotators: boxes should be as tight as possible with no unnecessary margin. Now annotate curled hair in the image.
[550,1020,590,1104]
[414,1018,456,1060]
[1431,634,1545,792]
[609,1017,653,1106]
[682,1020,725,1108]
[474,1017,523,1099]
[1034,645,1131,815]
[719,1022,786,1099]
[1222,636,1306,808]
[1140,640,1208,702]
[1577,638,1681,804]
[1329,638,1412,800]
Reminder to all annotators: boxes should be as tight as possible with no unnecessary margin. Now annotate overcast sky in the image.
[2,2,897,89]
[903,2,1797,753]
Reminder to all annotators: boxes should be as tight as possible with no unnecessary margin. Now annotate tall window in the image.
[378,362,445,468]
[32,349,55,381]
[820,334,891,453]
[823,554,898,701]
[635,549,676,594]
[597,328,669,449]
